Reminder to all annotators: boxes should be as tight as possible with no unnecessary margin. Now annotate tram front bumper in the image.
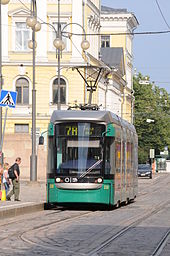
[48,181,114,205]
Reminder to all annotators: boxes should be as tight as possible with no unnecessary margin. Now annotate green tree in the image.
[133,73,170,163]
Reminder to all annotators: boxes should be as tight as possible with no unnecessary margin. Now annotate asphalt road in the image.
[0,173,170,256]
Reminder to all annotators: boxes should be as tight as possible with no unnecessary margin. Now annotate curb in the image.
[0,202,44,219]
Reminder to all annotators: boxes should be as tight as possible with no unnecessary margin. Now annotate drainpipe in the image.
[131,91,134,124]
[121,87,125,119]
[105,80,108,110]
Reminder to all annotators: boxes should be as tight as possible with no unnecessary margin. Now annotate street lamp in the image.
[26,0,40,181]
[0,0,11,164]
[54,0,90,110]
[40,0,90,110]
[26,0,90,180]
[54,22,89,109]
[1,0,10,4]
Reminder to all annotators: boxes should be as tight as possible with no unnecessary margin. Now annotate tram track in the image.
[1,174,170,255]
[5,198,169,256]
[87,200,170,256]
[137,173,169,199]
[151,229,170,256]
[0,202,169,255]
[0,207,63,228]
[0,208,98,255]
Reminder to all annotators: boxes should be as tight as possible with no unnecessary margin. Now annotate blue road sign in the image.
[0,90,17,108]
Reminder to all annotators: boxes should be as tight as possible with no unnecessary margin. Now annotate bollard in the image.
[1,190,6,201]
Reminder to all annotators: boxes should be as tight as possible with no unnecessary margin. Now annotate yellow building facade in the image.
[2,0,102,137]
[101,6,139,122]
[1,1,138,178]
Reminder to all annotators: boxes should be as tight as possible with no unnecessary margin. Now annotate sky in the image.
[101,0,170,93]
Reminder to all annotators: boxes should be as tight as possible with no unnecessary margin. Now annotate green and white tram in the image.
[45,110,138,207]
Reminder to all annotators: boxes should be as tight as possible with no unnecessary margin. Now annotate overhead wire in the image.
[2,21,170,37]
[6,0,170,37]
[17,0,31,13]
[65,30,170,36]
[155,0,170,29]
[6,0,170,94]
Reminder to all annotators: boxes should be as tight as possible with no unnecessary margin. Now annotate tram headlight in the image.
[97,178,103,183]
[56,177,61,183]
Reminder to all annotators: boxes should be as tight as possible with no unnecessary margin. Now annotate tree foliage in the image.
[133,73,170,163]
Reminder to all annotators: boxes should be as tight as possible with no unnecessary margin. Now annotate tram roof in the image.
[51,110,136,133]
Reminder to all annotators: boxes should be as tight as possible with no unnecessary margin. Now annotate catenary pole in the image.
[30,0,37,181]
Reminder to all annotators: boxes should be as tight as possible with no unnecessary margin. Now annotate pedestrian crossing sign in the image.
[0,90,17,108]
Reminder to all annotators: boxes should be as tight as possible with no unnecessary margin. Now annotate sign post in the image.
[0,90,17,164]
[150,149,155,159]
[150,149,155,172]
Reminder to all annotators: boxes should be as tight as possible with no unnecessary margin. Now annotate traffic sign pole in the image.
[0,90,17,164]
[0,107,7,151]
[0,107,7,165]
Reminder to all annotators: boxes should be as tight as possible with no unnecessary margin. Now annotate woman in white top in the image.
[3,163,10,197]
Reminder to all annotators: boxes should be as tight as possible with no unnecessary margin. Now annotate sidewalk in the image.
[0,180,46,219]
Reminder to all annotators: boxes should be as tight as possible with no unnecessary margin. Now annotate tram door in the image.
[115,127,121,204]
[121,128,126,202]
[126,131,131,200]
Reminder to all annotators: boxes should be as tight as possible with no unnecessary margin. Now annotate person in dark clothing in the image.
[6,157,21,201]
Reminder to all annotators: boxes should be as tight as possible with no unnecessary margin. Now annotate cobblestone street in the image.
[0,173,170,256]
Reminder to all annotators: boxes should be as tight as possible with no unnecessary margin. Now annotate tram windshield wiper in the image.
[78,159,103,180]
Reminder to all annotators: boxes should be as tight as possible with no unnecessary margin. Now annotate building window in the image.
[101,36,110,48]
[16,78,29,104]
[15,124,29,133]
[15,22,30,51]
[53,78,66,104]
[52,22,67,51]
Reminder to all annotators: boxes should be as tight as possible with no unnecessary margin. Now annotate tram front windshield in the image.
[55,122,105,176]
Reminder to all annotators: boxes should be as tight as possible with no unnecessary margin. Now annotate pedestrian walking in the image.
[0,163,3,191]
[2,162,10,197]
[6,157,21,201]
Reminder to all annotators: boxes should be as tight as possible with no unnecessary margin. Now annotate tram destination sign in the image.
[57,123,105,137]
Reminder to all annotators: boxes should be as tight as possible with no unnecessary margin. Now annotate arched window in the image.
[16,77,29,104]
[53,78,66,104]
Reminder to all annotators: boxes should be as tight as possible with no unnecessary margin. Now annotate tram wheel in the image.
[44,203,53,210]
[116,200,120,208]
[125,198,129,205]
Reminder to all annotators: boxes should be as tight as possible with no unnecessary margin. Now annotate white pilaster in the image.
[2,5,8,62]
[71,0,84,63]
[36,0,47,62]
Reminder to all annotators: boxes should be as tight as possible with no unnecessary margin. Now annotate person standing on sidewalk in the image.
[3,163,10,197]
[0,163,3,191]
[6,157,21,201]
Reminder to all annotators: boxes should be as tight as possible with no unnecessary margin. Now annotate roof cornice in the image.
[8,8,30,17]
[101,13,139,30]
[87,0,100,16]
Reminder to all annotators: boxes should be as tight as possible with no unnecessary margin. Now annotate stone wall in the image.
[3,134,47,181]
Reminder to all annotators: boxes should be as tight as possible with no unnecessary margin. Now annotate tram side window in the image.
[134,138,138,174]
[123,142,126,175]
[56,137,66,172]
[127,142,132,171]
[110,140,115,174]
[48,137,57,175]
[105,139,111,174]
[115,141,121,173]
[104,138,115,175]
[131,141,134,169]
